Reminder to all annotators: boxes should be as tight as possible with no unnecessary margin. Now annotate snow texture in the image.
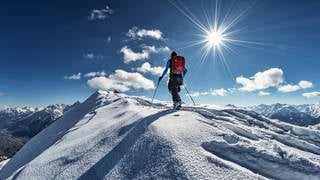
[0,159,10,170]
[0,91,319,180]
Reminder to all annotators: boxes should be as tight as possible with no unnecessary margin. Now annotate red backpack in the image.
[170,56,185,74]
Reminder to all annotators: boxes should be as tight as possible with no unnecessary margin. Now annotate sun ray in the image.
[168,0,281,83]
[168,0,208,33]
[220,1,258,34]
[177,40,207,50]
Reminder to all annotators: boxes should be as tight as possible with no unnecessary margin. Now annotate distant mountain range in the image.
[248,103,320,127]
[0,102,80,161]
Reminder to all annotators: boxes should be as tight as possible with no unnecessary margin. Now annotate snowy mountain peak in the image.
[306,103,320,118]
[86,90,116,103]
[84,90,122,110]
[0,107,36,116]
[1,92,320,179]
[250,103,320,126]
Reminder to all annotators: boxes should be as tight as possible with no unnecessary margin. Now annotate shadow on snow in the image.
[79,109,174,179]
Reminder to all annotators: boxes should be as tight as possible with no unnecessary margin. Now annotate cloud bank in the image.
[278,80,313,92]
[302,92,320,98]
[84,53,95,59]
[278,84,300,93]
[120,46,149,63]
[126,27,163,40]
[107,36,111,43]
[136,62,164,76]
[88,6,114,20]
[84,71,107,78]
[84,53,105,60]
[211,88,228,96]
[187,88,229,97]
[64,73,81,80]
[298,80,313,89]
[120,45,170,64]
[87,69,154,92]
[258,91,270,96]
[236,68,284,92]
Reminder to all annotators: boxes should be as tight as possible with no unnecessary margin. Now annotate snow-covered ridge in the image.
[1,91,319,179]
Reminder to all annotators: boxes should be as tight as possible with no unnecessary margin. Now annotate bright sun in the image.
[206,31,224,47]
[169,0,271,80]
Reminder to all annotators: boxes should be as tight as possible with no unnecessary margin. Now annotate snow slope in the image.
[1,91,319,180]
[0,159,10,171]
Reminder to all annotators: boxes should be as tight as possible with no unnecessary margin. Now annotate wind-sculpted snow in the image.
[1,91,319,179]
[202,141,320,180]
[0,159,10,170]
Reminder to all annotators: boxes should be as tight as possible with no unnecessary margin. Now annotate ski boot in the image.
[173,101,182,110]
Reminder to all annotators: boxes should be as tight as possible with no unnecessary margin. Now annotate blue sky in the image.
[1,0,320,107]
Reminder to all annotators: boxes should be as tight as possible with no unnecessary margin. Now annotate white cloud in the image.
[201,92,209,95]
[84,53,105,60]
[87,76,129,92]
[188,92,200,97]
[136,62,164,76]
[258,91,270,96]
[227,88,238,94]
[186,89,228,97]
[298,80,313,89]
[141,45,170,53]
[126,27,163,40]
[302,92,320,98]
[278,80,313,93]
[211,88,228,96]
[64,73,81,80]
[88,6,114,20]
[186,91,209,97]
[236,68,312,93]
[278,84,300,92]
[84,71,107,78]
[186,88,229,97]
[120,46,149,63]
[107,36,111,43]
[87,69,155,92]
[0,92,4,96]
[84,53,95,59]
[120,45,170,64]
[236,68,284,91]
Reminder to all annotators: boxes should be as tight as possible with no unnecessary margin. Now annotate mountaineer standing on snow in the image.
[158,51,187,110]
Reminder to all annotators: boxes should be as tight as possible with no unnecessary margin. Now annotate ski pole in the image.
[151,80,160,106]
[183,85,196,106]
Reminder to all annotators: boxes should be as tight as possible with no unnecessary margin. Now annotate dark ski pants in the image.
[168,74,183,104]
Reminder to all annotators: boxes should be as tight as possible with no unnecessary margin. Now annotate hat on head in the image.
[171,51,177,58]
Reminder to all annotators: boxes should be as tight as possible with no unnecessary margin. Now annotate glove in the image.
[158,76,162,83]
